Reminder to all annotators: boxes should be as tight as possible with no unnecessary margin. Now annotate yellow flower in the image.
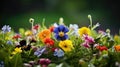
[38,29,51,41]
[59,40,74,52]
[25,30,33,36]
[12,47,22,54]
[78,27,91,36]
[114,35,120,42]
[114,45,120,52]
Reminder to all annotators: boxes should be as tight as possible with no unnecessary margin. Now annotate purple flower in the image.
[81,42,90,48]
[38,58,51,67]
[2,25,11,33]
[83,35,95,44]
[54,25,69,40]
[34,47,46,57]
[6,40,13,45]
[54,49,64,57]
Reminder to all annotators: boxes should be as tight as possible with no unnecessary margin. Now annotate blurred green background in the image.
[0,0,120,34]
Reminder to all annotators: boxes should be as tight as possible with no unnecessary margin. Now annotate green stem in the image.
[88,15,92,29]
[14,54,18,67]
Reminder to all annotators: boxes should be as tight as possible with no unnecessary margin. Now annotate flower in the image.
[38,58,51,67]
[12,47,22,54]
[114,45,120,52]
[83,35,95,44]
[78,27,91,37]
[59,40,74,52]
[25,30,33,36]
[38,29,51,41]
[49,26,55,32]
[44,38,54,46]
[69,24,79,36]
[54,49,64,57]
[54,25,69,40]
[81,42,90,48]
[1,25,11,33]
[96,45,108,51]
[0,61,4,67]
[34,47,46,57]
[33,24,40,30]
[12,34,21,39]
[6,40,13,45]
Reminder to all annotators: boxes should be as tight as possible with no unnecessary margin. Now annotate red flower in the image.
[96,45,108,51]
[13,34,21,39]
[44,38,54,46]
[49,26,55,32]
[33,24,40,30]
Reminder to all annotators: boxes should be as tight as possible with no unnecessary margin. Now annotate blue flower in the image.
[53,49,64,57]
[34,47,46,57]
[6,40,13,45]
[54,25,69,40]
[2,25,11,33]
[0,61,4,67]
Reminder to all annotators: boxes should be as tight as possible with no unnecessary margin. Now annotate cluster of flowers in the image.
[0,15,120,67]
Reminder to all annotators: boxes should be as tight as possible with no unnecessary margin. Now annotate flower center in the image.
[64,45,67,48]
[59,32,64,37]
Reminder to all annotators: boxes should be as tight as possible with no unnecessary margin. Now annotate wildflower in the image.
[53,23,58,27]
[12,34,21,39]
[38,58,51,67]
[54,25,69,41]
[38,29,51,41]
[1,25,11,33]
[54,49,64,57]
[44,38,54,46]
[12,47,22,54]
[83,35,95,44]
[96,45,108,51]
[6,40,13,45]
[59,40,74,52]
[33,24,40,30]
[25,30,33,36]
[69,24,79,36]
[81,42,90,48]
[34,47,46,57]
[0,61,4,67]
[114,45,120,52]
[49,26,55,32]
[78,27,91,37]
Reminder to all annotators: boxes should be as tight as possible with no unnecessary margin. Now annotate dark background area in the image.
[0,0,120,34]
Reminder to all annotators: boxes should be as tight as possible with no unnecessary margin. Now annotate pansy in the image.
[12,47,22,54]
[44,38,54,47]
[54,25,69,41]
[69,24,79,36]
[1,25,11,33]
[38,29,51,41]
[78,27,91,37]
[38,58,51,67]
[59,40,74,52]
[53,49,64,57]
[34,47,46,57]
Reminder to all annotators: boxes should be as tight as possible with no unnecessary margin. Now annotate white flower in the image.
[69,24,79,36]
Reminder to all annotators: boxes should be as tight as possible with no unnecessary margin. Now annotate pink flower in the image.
[81,42,90,48]
[38,58,51,67]
[83,35,95,44]
[33,24,40,30]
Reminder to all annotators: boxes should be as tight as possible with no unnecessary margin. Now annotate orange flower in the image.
[38,29,51,41]
[114,45,120,52]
